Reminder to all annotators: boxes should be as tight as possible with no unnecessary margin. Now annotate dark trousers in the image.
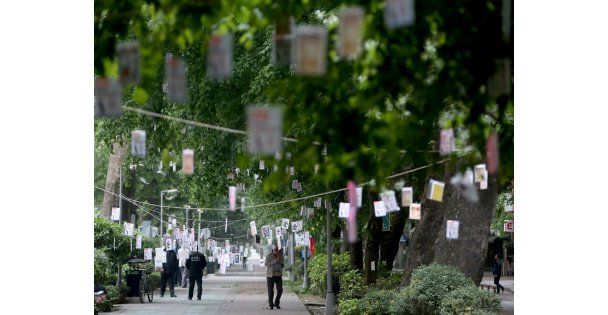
[188,276,203,299]
[174,268,181,286]
[494,275,504,293]
[267,276,283,307]
[160,272,175,296]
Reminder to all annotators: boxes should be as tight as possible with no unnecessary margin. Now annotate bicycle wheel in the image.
[139,278,145,303]
[146,280,154,302]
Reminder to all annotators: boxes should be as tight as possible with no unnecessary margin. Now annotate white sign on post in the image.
[247,105,283,155]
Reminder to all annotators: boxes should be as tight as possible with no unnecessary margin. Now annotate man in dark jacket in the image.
[493,254,505,293]
[186,250,208,300]
[160,247,179,297]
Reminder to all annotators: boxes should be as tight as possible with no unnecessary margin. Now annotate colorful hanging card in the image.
[486,133,499,174]
[111,207,120,221]
[272,16,295,66]
[504,220,514,232]
[384,0,415,29]
[94,78,122,117]
[374,201,387,217]
[247,105,283,155]
[338,6,364,59]
[182,149,194,174]
[165,53,187,103]
[428,179,445,202]
[229,186,236,210]
[439,128,455,156]
[380,190,400,212]
[295,26,328,76]
[409,203,421,220]
[207,33,233,80]
[446,220,459,240]
[401,187,413,207]
[339,202,351,218]
[116,40,141,85]
[131,130,146,157]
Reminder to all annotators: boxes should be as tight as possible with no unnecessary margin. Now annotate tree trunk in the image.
[350,239,364,270]
[401,162,498,287]
[380,209,407,271]
[101,141,129,218]
[364,191,381,284]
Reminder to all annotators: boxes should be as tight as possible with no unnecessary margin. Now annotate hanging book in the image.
[486,133,499,174]
[380,190,400,212]
[228,186,236,210]
[374,201,387,217]
[165,53,187,103]
[384,0,415,29]
[261,225,271,238]
[247,105,283,155]
[339,202,351,218]
[439,128,455,156]
[409,203,421,220]
[116,40,141,85]
[272,16,295,66]
[111,207,120,221]
[136,235,142,249]
[182,149,194,175]
[131,130,147,157]
[94,78,122,117]
[428,179,445,202]
[401,187,413,207]
[207,33,233,80]
[338,6,364,59]
[294,26,327,76]
[446,220,459,240]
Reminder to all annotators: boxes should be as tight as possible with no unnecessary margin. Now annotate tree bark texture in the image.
[380,209,407,271]
[364,191,381,284]
[400,162,498,287]
[101,141,129,218]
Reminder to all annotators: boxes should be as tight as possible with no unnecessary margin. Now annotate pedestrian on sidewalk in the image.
[186,250,207,300]
[160,246,179,298]
[265,244,284,310]
[178,245,190,288]
[493,254,505,294]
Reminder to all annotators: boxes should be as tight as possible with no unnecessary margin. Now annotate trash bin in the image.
[207,261,216,274]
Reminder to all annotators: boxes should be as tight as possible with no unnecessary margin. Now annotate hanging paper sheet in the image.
[384,0,415,29]
[446,220,459,240]
[374,201,387,217]
[182,149,194,174]
[144,248,152,260]
[409,203,421,220]
[165,53,187,103]
[136,235,142,249]
[111,207,120,221]
[229,186,236,210]
[339,202,351,218]
[124,223,134,236]
[439,128,455,156]
[94,78,122,117]
[281,219,290,231]
[347,181,358,243]
[380,190,400,212]
[272,16,295,66]
[428,180,445,202]
[294,26,328,76]
[247,105,283,155]
[401,187,413,207]
[116,40,141,85]
[291,221,303,232]
[207,34,234,80]
[338,6,364,59]
[131,130,146,157]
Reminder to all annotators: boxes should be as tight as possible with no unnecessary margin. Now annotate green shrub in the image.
[308,253,352,295]
[338,298,361,315]
[148,272,161,290]
[372,270,402,291]
[94,248,116,285]
[337,269,366,300]
[388,289,414,315]
[402,263,474,315]
[439,286,502,315]
[106,284,128,305]
[359,289,398,315]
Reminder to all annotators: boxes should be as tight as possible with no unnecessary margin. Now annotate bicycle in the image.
[126,258,154,303]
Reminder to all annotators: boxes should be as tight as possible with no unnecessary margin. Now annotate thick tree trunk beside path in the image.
[100,141,129,219]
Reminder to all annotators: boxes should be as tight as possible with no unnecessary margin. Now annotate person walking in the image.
[160,246,179,297]
[265,244,284,310]
[493,254,505,294]
[178,245,190,288]
[186,250,207,300]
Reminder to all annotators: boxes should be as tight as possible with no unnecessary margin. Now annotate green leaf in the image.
[132,87,149,105]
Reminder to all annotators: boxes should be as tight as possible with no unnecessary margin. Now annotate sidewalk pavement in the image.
[481,271,514,315]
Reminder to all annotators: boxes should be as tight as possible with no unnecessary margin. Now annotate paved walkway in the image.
[481,272,514,315]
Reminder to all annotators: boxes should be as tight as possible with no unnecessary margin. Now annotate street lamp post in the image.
[160,189,178,246]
